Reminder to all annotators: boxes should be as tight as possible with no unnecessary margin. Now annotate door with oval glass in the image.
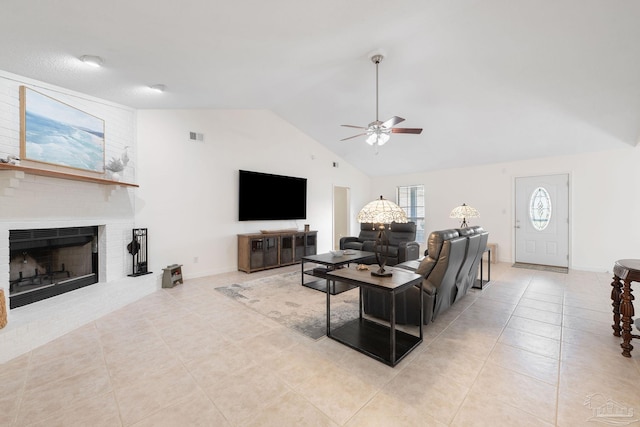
[515,174,569,267]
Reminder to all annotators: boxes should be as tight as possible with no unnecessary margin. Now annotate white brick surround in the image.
[0,71,160,363]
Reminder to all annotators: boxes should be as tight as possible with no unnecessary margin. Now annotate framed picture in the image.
[20,86,105,173]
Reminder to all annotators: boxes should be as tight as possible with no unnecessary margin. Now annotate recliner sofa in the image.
[363,226,488,325]
[339,222,421,266]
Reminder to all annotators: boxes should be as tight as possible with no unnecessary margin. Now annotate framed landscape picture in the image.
[20,86,105,173]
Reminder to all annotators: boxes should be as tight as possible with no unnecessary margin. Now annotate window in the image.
[397,185,425,243]
[529,186,552,231]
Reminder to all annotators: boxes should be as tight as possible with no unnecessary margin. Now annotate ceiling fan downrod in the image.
[371,54,384,123]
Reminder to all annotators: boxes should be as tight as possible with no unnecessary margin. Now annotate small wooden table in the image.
[301,250,375,295]
[611,259,640,357]
[326,266,423,366]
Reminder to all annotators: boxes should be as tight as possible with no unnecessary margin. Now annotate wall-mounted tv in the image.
[238,170,307,221]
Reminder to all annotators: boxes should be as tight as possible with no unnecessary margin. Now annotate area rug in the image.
[216,271,359,340]
[512,262,569,274]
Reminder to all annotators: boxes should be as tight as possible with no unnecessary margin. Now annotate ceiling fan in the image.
[341,54,423,147]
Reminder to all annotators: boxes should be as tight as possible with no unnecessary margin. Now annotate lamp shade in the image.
[357,196,408,224]
[449,203,480,219]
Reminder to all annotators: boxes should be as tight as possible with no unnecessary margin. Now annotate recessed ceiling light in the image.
[149,84,166,93]
[79,55,104,67]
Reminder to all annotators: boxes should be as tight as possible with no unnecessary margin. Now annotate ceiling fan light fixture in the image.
[366,130,390,146]
[79,55,104,68]
[149,84,166,93]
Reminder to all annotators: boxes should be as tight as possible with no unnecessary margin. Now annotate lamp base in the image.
[371,269,392,277]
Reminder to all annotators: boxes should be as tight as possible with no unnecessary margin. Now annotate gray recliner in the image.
[462,226,489,295]
[340,222,420,266]
[364,229,467,325]
[339,223,377,251]
[453,227,482,302]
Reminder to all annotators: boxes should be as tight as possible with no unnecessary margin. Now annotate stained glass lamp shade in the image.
[357,196,408,276]
[449,203,480,228]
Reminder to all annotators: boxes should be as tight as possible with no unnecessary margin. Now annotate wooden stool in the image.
[611,259,640,357]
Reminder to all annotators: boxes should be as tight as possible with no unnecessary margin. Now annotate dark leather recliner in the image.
[340,222,420,266]
[339,223,378,251]
[364,229,467,325]
[456,226,488,300]
[453,227,482,302]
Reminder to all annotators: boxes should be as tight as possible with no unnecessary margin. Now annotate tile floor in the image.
[1,262,639,426]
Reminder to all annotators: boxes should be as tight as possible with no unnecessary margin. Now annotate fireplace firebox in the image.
[9,226,98,309]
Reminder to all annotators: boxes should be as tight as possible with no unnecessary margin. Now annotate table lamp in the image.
[449,203,479,228]
[357,196,408,276]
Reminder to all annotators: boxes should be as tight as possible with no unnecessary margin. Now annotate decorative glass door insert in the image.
[529,187,552,231]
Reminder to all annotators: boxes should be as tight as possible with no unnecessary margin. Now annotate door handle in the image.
[515,225,521,229]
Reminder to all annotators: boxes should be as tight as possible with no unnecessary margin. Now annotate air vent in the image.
[189,132,204,142]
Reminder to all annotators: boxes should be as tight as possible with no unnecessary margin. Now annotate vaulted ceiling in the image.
[1,0,639,176]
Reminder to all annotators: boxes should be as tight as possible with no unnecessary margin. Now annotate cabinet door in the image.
[264,237,278,267]
[305,233,317,255]
[250,239,265,269]
[294,234,305,261]
[280,235,293,264]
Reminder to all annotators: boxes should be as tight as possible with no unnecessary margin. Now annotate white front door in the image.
[515,174,569,267]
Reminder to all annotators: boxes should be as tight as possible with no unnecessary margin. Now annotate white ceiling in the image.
[1,0,639,176]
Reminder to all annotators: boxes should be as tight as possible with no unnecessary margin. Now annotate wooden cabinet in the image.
[238,230,317,273]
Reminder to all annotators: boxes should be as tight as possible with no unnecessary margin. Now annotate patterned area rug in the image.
[216,271,359,340]
[512,262,569,274]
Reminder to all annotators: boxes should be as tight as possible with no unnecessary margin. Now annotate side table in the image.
[162,264,183,288]
[473,247,491,289]
[611,259,640,357]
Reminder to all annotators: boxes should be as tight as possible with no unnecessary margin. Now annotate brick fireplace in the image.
[0,215,159,363]
[9,226,99,309]
[0,72,160,363]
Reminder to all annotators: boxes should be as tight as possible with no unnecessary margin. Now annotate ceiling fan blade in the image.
[391,128,423,134]
[340,124,368,130]
[340,133,368,141]
[381,116,405,128]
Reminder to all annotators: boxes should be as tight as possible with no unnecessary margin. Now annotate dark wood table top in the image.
[614,259,640,281]
[326,266,422,292]
[302,250,375,266]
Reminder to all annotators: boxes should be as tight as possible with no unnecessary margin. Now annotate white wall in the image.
[371,146,640,271]
[135,109,371,278]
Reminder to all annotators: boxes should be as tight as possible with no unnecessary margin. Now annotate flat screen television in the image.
[238,170,307,221]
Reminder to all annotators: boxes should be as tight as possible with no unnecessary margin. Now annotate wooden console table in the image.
[611,259,640,357]
[237,230,317,273]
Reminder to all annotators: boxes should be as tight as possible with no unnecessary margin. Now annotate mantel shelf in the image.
[0,163,139,187]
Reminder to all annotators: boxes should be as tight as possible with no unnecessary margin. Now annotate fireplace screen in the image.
[9,227,98,309]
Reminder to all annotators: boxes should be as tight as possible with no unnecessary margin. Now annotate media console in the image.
[237,230,317,273]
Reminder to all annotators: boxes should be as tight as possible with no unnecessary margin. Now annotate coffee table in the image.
[301,250,375,295]
[325,266,423,366]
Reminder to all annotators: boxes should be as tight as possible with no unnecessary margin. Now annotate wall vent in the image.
[189,132,205,142]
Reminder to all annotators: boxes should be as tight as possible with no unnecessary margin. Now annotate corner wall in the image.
[135,109,371,278]
[371,146,640,271]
